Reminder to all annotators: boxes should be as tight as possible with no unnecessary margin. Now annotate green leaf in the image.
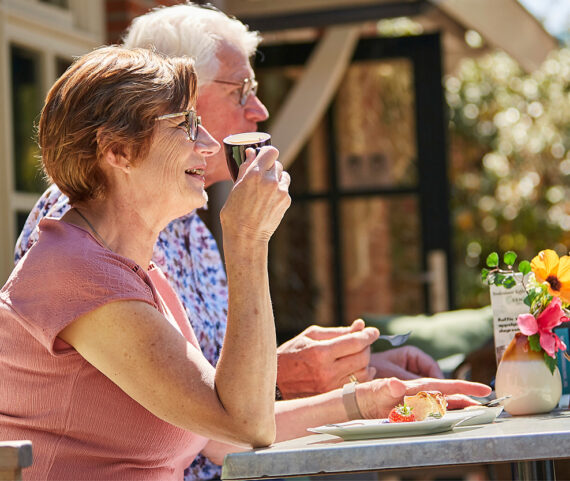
[494,274,505,286]
[519,260,531,276]
[486,252,499,268]
[503,276,516,288]
[528,334,542,352]
[526,288,541,307]
[504,251,517,267]
[544,353,557,374]
[523,295,532,307]
[481,268,489,281]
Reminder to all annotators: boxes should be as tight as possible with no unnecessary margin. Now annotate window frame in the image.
[0,0,104,283]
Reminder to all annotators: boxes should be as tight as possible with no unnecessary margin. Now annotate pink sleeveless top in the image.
[0,218,208,480]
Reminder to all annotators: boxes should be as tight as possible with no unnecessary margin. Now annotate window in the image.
[256,35,452,340]
[0,0,104,284]
[11,45,46,194]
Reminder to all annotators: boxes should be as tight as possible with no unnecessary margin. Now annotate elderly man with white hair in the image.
[15,3,480,480]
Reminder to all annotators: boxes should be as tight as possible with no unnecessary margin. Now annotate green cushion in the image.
[362,306,493,361]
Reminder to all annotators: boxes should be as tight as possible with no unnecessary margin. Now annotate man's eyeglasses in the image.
[212,77,258,106]
[155,109,201,141]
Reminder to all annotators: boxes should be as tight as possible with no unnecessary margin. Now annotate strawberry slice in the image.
[388,404,415,423]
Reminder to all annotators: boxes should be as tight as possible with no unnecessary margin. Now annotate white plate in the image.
[308,414,469,441]
[307,408,501,441]
[447,406,504,426]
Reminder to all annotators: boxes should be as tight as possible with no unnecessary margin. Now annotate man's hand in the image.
[276,320,379,399]
[369,347,444,380]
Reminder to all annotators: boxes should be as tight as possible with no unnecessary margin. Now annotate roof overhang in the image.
[221,0,559,72]
[429,0,559,72]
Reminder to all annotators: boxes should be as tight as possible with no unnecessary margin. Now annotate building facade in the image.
[0,0,557,339]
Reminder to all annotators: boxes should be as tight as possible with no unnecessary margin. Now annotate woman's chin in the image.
[174,191,208,219]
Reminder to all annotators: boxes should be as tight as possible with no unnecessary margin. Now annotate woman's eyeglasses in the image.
[212,77,259,106]
[155,109,201,141]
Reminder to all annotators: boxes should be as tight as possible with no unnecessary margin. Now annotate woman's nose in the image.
[244,94,269,123]
[194,125,221,156]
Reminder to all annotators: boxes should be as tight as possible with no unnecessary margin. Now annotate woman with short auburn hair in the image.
[0,45,291,480]
[40,47,198,203]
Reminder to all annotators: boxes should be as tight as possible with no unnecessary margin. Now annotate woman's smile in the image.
[184,164,207,186]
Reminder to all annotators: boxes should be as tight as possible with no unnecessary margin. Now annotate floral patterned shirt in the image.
[14,184,227,481]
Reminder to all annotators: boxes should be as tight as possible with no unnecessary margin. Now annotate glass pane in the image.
[11,45,46,193]
[341,196,424,319]
[269,200,335,343]
[257,66,331,194]
[335,58,417,190]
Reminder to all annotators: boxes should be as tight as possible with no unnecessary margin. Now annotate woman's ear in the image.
[97,130,131,173]
[102,145,131,173]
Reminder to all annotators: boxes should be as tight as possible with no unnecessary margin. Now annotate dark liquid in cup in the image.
[223,132,271,181]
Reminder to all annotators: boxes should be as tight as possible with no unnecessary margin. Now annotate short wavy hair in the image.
[122,2,261,85]
[38,45,197,204]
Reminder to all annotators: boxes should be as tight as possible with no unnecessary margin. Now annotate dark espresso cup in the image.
[223,132,272,181]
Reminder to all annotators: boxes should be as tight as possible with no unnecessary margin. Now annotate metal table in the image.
[222,410,570,481]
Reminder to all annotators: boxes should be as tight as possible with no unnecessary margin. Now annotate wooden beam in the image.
[238,1,431,32]
[268,24,359,168]
[430,0,559,72]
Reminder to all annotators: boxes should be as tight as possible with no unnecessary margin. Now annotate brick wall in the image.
[106,0,191,44]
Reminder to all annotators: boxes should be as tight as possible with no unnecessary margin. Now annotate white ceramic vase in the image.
[495,333,562,415]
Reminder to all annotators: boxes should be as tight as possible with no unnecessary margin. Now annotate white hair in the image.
[122,2,261,85]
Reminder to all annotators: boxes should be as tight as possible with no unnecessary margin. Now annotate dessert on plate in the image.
[389,391,447,422]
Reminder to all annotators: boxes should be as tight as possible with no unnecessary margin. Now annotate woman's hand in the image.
[215,147,290,448]
[355,377,492,419]
[220,146,291,244]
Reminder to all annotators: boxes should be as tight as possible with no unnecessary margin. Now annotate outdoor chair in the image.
[0,440,32,481]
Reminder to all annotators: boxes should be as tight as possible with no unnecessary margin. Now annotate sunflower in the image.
[530,249,570,303]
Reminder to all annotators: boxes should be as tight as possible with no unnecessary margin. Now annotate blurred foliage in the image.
[377,17,424,37]
[447,47,570,308]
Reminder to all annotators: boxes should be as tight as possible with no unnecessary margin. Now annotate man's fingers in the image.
[350,319,366,332]
[343,366,376,385]
[371,361,420,381]
[321,328,379,357]
[334,348,372,383]
[423,360,444,379]
[406,349,445,379]
[305,324,362,341]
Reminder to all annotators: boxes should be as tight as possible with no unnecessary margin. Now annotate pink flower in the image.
[517,297,568,358]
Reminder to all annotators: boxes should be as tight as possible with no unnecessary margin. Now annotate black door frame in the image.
[256,33,453,327]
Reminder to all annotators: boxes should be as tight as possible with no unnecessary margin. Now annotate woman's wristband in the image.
[342,381,364,420]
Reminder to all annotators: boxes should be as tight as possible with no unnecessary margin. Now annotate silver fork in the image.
[481,395,512,407]
[378,331,412,347]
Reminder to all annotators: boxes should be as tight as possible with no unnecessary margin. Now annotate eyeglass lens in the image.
[240,79,259,106]
[185,111,200,141]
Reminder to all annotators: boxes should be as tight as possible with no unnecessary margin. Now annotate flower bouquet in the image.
[483,249,568,371]
[482,249,569,414]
